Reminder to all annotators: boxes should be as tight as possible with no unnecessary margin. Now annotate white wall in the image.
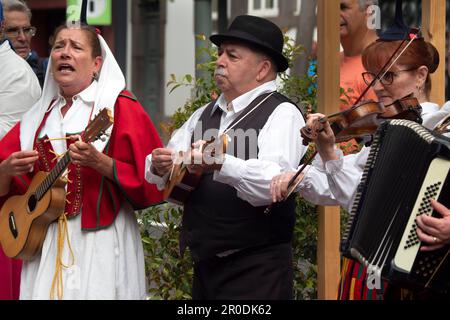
[164,0,196,117]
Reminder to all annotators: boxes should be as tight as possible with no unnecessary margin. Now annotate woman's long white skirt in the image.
[20,202,146,300]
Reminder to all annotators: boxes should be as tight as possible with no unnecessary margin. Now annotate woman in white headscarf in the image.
[0,23,163,299]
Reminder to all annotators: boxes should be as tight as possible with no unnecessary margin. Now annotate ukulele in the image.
[164,134,229,205]
[0,108,114,260]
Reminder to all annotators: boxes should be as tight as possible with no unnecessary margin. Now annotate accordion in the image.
[341,119,450,292]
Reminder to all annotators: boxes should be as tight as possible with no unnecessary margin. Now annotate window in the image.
[248,0,279,17]
[212,0,218,20]
[295,0,302,16]
[212,0,231,21]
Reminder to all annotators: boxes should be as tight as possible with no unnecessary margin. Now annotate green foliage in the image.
[278,35,317,114]
[140,34,320,300]
[292,197,318,299]
[138,204,193,300]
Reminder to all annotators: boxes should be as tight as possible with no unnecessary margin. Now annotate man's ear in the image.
[256,59,274,82]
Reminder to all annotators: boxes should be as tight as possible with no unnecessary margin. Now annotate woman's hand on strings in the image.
[68,135,113,179]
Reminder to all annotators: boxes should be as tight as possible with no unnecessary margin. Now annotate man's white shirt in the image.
[145,80,306,206]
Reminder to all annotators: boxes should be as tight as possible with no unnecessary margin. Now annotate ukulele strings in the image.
[167,91,277,183]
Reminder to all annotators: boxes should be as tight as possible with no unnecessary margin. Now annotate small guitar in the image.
[0,108,114,260]
[164,134,229,205]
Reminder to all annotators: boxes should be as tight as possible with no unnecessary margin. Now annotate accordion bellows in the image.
[342,119,450,292]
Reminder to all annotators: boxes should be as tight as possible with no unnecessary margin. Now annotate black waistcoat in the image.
[181,92,303,261]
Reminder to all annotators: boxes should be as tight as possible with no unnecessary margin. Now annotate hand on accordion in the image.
[416,199,450,251]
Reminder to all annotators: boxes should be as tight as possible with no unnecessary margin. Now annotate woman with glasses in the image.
[270,18,449,299]
[360,39,440,126]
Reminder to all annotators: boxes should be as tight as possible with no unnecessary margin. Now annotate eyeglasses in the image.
[4,26,37,38]
[362,68,417,86]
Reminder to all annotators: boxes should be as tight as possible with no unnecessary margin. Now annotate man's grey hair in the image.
[358,0,379,10]
[2,0,32,20]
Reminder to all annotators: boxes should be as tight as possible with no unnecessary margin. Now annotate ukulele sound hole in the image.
[27,194,37,213]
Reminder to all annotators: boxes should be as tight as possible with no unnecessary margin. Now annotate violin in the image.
[379,94,422,123]
[301,99,385,145]
[267,95,423,214]
[263,100,386,214]
[264,28,422,212]
[301,95,423,145]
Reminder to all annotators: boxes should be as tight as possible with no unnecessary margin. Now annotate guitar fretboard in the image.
[35,152,71,200]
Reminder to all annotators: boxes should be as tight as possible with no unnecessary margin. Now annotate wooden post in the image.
[422,0,446,106]
[316,0,341,300]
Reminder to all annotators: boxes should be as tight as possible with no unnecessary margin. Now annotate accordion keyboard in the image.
[394,157,450,272]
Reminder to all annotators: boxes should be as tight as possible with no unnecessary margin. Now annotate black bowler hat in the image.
[378,0,422,41]
[210,15,289,72]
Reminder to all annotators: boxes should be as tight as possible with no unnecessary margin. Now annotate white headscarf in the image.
[20,30,125,152]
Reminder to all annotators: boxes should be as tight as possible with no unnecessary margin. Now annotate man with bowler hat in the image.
[146,15,306,299]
